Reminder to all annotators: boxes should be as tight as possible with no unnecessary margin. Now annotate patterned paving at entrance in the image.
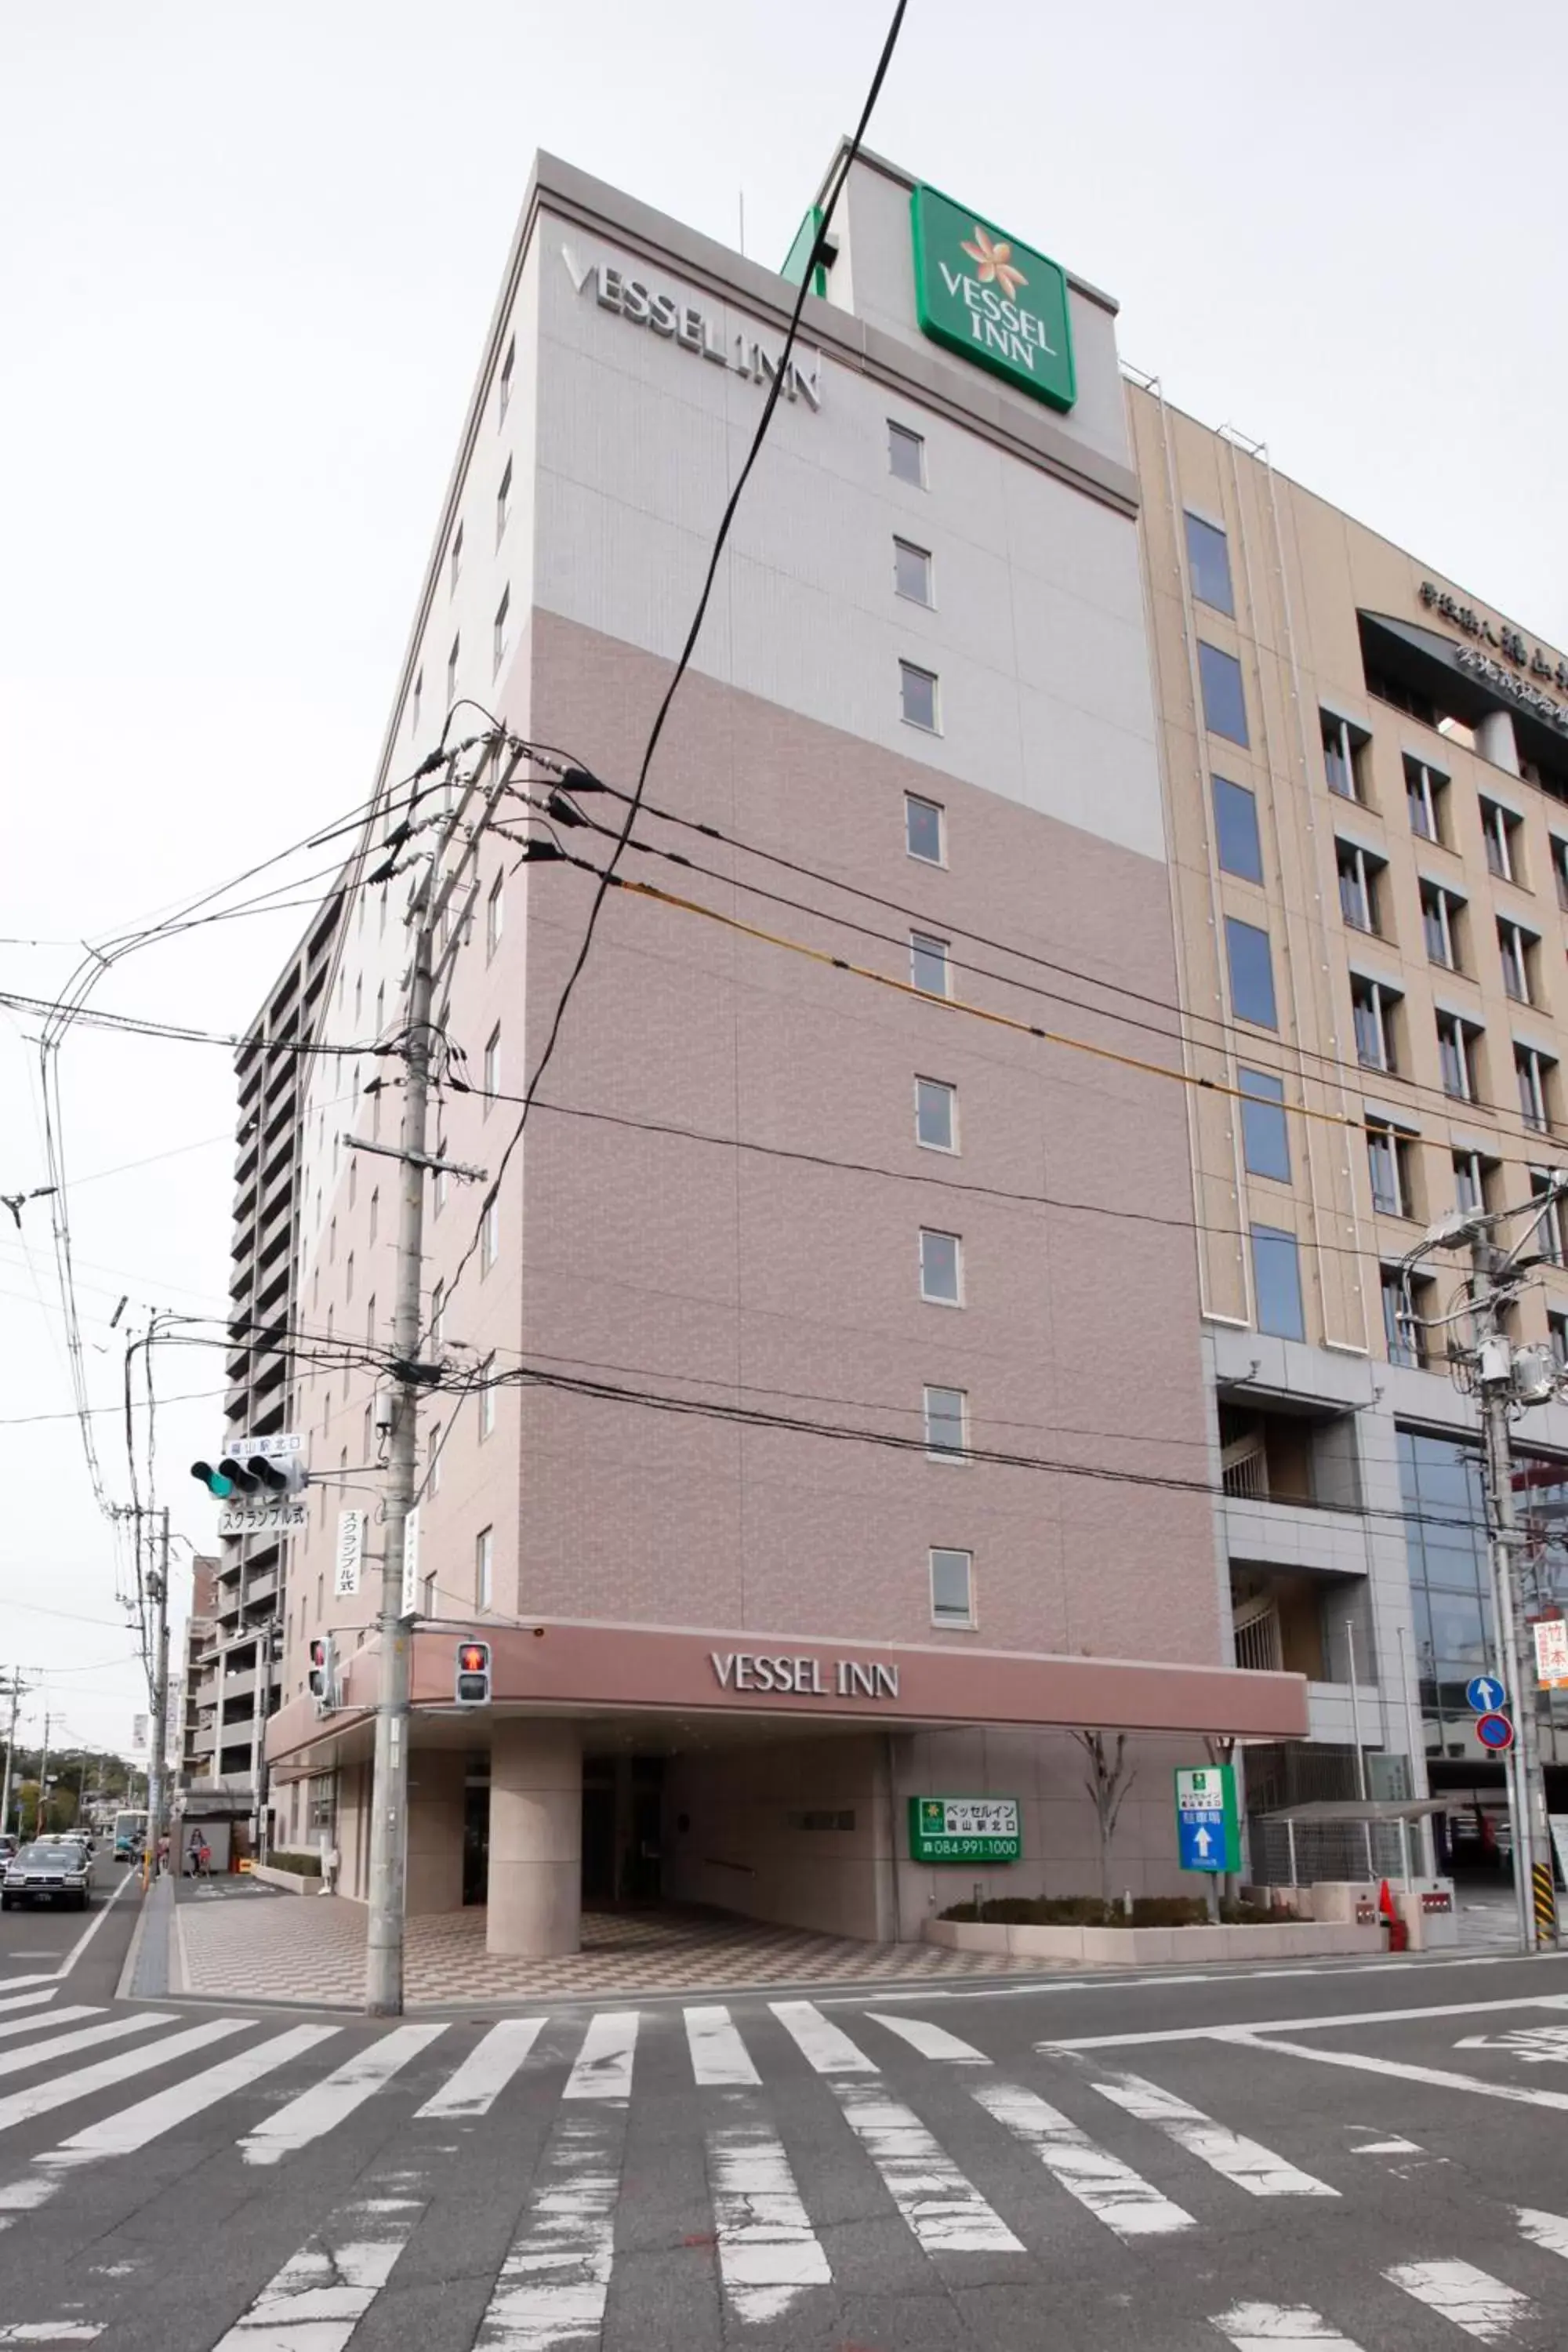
[175,1895,1046,2004]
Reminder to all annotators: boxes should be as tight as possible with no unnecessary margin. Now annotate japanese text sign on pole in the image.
[1531,1612,1568,1691]
[1174,1765,1240,1874]
[398,1507,421,1622]
[334,1511,366,1599]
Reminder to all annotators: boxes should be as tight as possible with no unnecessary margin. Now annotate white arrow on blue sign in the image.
[1466,1674,1507,1715]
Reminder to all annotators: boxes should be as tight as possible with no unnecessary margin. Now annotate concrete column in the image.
[488,1719,582,1955]
[1475,709,1520,775]
[405,1749,465,1915]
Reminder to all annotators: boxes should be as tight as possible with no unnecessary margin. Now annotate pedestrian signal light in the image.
[455,1641,492,1706]
[308,1633,339,1715]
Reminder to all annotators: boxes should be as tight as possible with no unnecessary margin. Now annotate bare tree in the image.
[1073,1730,1136,1909]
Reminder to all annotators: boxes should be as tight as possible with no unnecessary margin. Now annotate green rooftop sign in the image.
[909,184,1076,412]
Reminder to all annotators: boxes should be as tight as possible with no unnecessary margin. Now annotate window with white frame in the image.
[915,1076,956,1152]
[919,1228,962,1304]
[1453,1149,1493,1217]
[1336,840,1382,933]
[499,336,514,425]
[930,1547,974,1626]
[475,1525,493,1609]
[1552,1311,1568,1370]
[904,793,944,864]
[479,1377,495,1441]
[1530,1170,1565,1265]
[1366,1123,1414,1219]
[1421,880,1463,970]
[483,1025,499,1106]
[487,870,503,958]
[899,660,939,732]
[1437,1013,1479,1102]
[1498,918,1537,1006]
[1404,754,1446,843]
[428,1421,442,1497]
[1381,1267,1426,1367]
[1481,797,1522,883]
[910,931,950,996]
[923,1385,967,1459]
[894,538,933,606]
[481,1197,499,1272]
[430,1280,445,1348]
[887,419,925,486]
[493,586,510,674]
[449,522,463,594]
[1351,975,1399,1073]
[1518,1043,1555,1133]
[1321,709,1369,801]
[496,458,512,545]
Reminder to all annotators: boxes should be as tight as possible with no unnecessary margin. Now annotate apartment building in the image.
[1133,384,1568,1835]
[252,146,1307,1955]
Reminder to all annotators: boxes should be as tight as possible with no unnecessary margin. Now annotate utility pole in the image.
[35,1711,50,1840]
[1472,1242,1552,1949]
[144,1508,171,1885]
[0,1676,24,1838]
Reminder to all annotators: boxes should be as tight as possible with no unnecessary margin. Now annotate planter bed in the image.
[924,1917,1381,1964]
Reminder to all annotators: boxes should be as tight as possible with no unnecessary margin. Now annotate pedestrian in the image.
[156,1832,170,1877]
[187,1831,202,1879]
[197,1837,212,1881]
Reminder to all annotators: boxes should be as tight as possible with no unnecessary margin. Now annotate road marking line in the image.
[684,2006,759,2087]
[0,2326,103,2343]
[1093,2072,1336,2198]
[0,1991,58,2014]
[973,2081,1192,2239]
[476,2111,621,2349]
[0,2008,99,2045]
[1211,2303,1365,2348]
[1349,2136,1421,2154]
[1384,2259,1531,2341]
[239,2024,446,2165]
[1515,2208,1568,2259]
[51,1871,134,1981]
[771,2001,878,2075]
[1239,2034,1568,2113]
[833,2081,1023,2253]
[709,2120,830,2320]
[415,2018,545,2118]
[562,2011,637,2103]
[1039,1986,1568,2053]
[0,2020,249,2135]
[867,2013,990,2065]
[205,2191,423,2351]
[0,2013,172,2080]
[46,2024,341,2164]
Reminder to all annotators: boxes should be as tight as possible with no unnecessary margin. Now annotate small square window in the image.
[481,1198,499,1272]
[915,1077,956,1152]
[1321,710,1370,802]
[476,1525,493,1609]
[919,1229,962,1305]
[894,538,933,606]
[450,522,464,594]
[428,1421,442,1497]
[930,1547,974,1627]
[888,420,925,486]
[899,661,939,732]
[1198,642,1249,746]
[411,670,423,742]
[487,871,503,958]
[905,793,944,864]
[479,1381,495,1440]
[1239,1069,1290,1182]
[493,586,510,675]
[1184,512,1234,615]
[497,458,512,546]
[499,336,514,426]
[924,1385,967,1459]
[1251,1224,1305,1341]
[447,634,459,708]
[483,1025,500,1106]
[1212,776,1263,883]
[910,931,949,997]
[1225,916,1277,1029]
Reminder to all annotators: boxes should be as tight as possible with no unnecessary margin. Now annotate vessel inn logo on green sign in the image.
[910,184,1076,412]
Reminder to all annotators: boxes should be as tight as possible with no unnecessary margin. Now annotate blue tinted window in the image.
[1251,1225,1305,1341]
[1225,916,1277,1029]
[1199,642,1249,746]
[1240,1069,1290,1181]
[1213,777,1263,882]
[1185,512,1234,615]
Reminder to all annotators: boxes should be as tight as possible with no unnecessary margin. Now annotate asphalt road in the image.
[2,1935,1568,2348]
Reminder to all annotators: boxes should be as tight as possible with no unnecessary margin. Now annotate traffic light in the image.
[191,1440,307,1502]
[308,1633,339,1715]
[455,1640,492,1706]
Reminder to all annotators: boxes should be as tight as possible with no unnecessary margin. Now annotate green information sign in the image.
[909,184,1076,413]
[909,1795,1022,1865]
[1174,1766,1241,1875]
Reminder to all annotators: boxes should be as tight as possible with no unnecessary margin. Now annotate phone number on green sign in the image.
[920,1835,1021,1860]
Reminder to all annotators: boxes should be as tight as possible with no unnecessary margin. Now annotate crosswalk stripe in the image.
[562,2011,637,2103]
[416,2018,545,2118]
[0,2325,103,2343]
[0,2020,249,2136]
[239,2024,446,2166]
[47,2024,342,2165]
[867,2013,990,2065]
[0,2008,100,2047]
[833,2081,1023,2253]
[1094,2071,1337,2198]
[684,2006,759,2087]
[974,2081,1194,2240]
[1515,2207,1568,2259]
[710,2120,830,2319]
[771,2001,878,2076]
[0,2013,169,2081]
[1211,2303,1367,2348]
[476,2110,621,2348]
[205,2191,423,2351]
[1384,2259,1532,2341]
[0,1993,60,2019]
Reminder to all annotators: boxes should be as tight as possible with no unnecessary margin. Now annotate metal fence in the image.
[1247,1813,1419,1889]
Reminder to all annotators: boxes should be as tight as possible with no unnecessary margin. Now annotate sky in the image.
[2,0,1566,1761]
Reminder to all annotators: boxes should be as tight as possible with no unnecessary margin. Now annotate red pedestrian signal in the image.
[455,1640,492,1706]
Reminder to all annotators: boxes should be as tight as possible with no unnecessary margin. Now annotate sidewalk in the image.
[169,1888,1047,2007]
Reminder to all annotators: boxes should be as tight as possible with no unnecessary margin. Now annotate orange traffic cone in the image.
[1378,1878,1408,1953]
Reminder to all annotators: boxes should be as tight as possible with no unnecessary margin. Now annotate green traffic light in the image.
[190,1461,235,1499]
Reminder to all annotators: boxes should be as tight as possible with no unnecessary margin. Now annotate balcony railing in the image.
[1233,1596,1283,1675]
